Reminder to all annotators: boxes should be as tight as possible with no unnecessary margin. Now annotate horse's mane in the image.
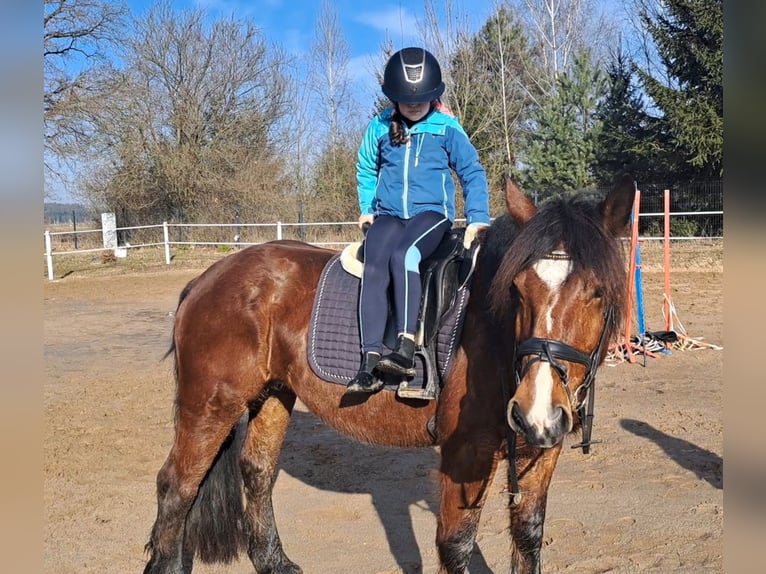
[485,195,627,336]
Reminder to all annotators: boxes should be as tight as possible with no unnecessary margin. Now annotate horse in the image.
[143,176,635,574]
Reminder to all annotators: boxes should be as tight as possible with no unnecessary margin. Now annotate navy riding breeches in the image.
[358,211,451,354]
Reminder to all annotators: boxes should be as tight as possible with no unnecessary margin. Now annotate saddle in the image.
[308,228,477,400]
[404,229,474,398]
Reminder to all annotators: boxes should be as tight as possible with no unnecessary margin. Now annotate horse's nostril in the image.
[509,402,526,431]
[556,406,572,431]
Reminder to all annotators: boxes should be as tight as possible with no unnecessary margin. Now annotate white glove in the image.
[358,214,374,230]
[463,223,488,249]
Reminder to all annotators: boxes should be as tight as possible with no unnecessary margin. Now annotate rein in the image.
[503,272,615,503]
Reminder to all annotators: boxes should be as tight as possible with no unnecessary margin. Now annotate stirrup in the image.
[396,380,436,400]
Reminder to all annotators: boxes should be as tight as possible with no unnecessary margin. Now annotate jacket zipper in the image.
[402,137,411,218]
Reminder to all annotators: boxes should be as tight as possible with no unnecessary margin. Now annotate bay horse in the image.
[143,176,635,573]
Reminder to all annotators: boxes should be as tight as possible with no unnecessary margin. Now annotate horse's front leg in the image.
[508,444,563,574]
[436,433,502,574]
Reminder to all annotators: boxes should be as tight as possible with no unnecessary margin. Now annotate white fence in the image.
[43,205,723,281]
[43,220,363,281]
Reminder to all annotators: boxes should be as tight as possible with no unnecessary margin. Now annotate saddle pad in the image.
[307,254,470,390]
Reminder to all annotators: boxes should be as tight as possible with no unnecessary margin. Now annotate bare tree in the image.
[511,0,615,97]
[419,2,537,213]
[310,0,357,151]
[303,1,361,223]
[44,0,128,195]
[74,0,293,224]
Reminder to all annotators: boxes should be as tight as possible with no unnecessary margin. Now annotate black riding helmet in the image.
[382,47,445,104]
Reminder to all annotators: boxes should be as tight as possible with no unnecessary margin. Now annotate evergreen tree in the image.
[520,51,605,196]
[635,0,723,179]
[592,48,671,183]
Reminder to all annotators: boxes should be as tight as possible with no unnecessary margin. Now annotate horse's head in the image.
[489,177,635,448]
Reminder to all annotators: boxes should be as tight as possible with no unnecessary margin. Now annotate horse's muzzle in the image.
[506,400,572,448]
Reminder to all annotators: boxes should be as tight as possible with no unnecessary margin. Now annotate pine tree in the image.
[593,48,671,183]
[520,51,606,196]
[635,0,723,179]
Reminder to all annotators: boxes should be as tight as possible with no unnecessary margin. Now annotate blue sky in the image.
[125,0,495,100]
[126,0,491,54]
[47,0,495,203]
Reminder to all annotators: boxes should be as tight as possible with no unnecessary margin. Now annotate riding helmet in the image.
[382,47,445,104]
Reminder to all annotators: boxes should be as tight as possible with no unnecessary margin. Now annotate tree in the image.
[44,0,128,195]
[447,5,539,214]
[74,1,293,224]
[592,46,671,183]
[520,50,606,194]
[633,0,723,179]
[511,0,615,94]
[302,1,361,224]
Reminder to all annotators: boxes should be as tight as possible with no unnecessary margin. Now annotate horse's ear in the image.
[505,178,536,224]
[600,174,636,237]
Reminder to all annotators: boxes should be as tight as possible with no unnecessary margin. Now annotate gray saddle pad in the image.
[307,254,469,390]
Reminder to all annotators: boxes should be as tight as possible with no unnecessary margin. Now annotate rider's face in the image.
[398,101,431,122]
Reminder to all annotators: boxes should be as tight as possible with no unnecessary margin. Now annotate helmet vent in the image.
[403,63,423,83]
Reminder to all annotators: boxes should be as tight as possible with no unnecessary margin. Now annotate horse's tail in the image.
[185,412,250,563]
[163,277,198,361]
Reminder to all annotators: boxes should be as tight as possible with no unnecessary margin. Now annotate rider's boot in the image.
[376,335,416,377]
[345,352,384,394]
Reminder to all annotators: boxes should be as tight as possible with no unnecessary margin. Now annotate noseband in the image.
[513,304,614,417]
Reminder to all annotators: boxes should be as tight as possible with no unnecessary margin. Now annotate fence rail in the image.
[43,200,723,281]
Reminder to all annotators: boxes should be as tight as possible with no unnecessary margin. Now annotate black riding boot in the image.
[376,335,416,377]
[346,352,384,394]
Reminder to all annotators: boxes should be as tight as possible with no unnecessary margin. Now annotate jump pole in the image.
[661,189,723,351]
[663,189,672,331]
[621,186,642,363]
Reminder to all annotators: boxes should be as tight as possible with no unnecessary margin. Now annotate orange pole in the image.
[663,189,671,331]
[622,187,641,363]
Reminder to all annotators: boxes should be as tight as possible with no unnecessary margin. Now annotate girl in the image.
[347,47,490,394]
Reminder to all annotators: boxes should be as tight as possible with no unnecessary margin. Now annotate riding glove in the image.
[463,223,489,249]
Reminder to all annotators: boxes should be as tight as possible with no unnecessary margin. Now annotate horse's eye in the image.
[593,287,604,299]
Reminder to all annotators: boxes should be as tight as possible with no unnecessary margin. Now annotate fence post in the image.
[45,230,54,280]
[163,221,171,265]
[277,221,282,240]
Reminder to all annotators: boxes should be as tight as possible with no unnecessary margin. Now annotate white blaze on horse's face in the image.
[525,252,573,442]
[531,252,572,331]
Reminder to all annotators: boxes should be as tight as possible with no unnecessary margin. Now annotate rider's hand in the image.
[358,214,374,230]
[463,222,489,249]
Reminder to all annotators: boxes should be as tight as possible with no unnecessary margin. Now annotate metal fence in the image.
[43,185,723,280]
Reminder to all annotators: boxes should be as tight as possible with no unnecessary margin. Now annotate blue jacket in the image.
[356,106,490,225]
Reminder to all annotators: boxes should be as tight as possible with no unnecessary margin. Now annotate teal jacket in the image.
[356,105,490,225]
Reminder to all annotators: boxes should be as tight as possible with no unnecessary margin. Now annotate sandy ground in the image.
[43,252,723,573]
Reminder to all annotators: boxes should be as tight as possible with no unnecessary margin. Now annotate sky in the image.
[48,0,496,203]
[125,0,496,101]
[48,0,630,203]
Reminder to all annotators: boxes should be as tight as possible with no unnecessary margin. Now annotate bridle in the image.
[513,304,615,417]
[502,260,616,504]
